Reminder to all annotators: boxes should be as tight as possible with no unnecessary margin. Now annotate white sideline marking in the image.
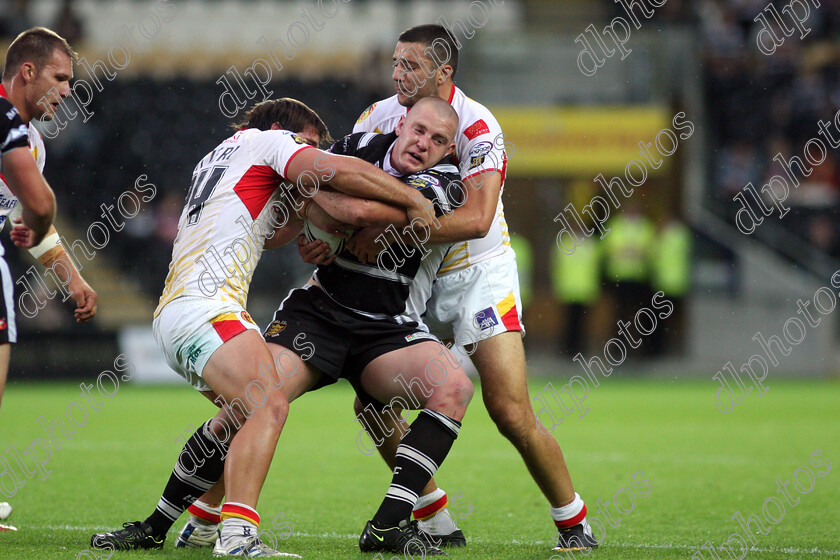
[32,526,840,556]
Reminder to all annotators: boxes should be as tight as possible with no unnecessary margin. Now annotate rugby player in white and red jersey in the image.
[91,98,436,557]
[342,24,598,552]
[0,27,97,527]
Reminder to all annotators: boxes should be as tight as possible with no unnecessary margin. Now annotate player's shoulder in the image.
[331,131,395,159]
[0,99,28,153]
[0,98,21,130]
[451,87,502,139]
[403,158,459,189]
[0,97,16,117]
[249,128,310,145]
[354,95,404,132]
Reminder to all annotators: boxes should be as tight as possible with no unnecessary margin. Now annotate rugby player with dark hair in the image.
[90,97,438,557]
[341,23,598,552]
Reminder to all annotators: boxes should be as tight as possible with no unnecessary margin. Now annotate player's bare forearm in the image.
[330,156,427,212]
[35,226,73,280]
[313,190,407,229]
[286,150,424,212]
[426,171,501,243]
[35,233,98,321]
[264,219,304,250]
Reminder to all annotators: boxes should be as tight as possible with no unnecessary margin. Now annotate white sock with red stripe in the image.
[187,500,221,526]
[220,502,260,545]
[551,493,587,529]
[412,488,448,520]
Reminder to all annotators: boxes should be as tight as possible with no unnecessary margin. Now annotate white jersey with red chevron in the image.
[353,84,510,274]
[156,128,313,315]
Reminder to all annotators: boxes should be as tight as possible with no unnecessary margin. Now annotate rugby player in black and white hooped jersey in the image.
[0,27,97,527]
[0,66,57,534]
[336,24,598,552]
[100,98,471,556]
[90,98,438,557]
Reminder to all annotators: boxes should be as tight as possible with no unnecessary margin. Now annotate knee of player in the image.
[487,399,533,441]
[260,391,290,426]
[449,375,474,410]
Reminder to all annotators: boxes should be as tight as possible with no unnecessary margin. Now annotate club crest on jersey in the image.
[468,142,492,170]
[356,103,376,124]
[464,119,490,140]
[240,311,255,324]
[474,306,499,331]
[265,320,287,336]
[406,173,440,191]
[291,134,308,145]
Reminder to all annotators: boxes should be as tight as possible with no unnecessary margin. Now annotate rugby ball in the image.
[302,219,350,256]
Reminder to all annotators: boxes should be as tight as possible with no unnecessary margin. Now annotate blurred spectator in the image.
[602,202,655,356]
[700,0,840,265]
[715,140,763,199]
[52,0,84,46]
[551,222,600,359]
[509,233,533,310]
[806,214,840,259]
[0,0,33,39]
[650,213,692,356]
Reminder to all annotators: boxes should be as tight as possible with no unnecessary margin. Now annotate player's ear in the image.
[270,122,283,131]
[438,64,453,84]
[445,142,455,157]
[395,115,406,136]
[21,62,36,83]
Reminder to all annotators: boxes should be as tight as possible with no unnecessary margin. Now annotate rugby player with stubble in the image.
[0,27,98,528]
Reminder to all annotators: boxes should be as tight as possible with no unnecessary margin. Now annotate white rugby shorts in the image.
[424,249,525,345]
[153,296,260,392]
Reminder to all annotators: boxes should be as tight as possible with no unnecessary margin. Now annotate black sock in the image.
[371,409,461,527]
[144,419,228,536]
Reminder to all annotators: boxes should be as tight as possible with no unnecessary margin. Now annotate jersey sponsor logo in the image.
[463,119,490,140]
[405,331,436,342]
[356,103,376,124]
[265,320,287,336]
[474,306,499,331]
[406,173,441,191]
[467,141,493,170]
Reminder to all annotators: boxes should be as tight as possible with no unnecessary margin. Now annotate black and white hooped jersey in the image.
[313,131,463,320]
[0,85,46,235]
[0,97,32,259]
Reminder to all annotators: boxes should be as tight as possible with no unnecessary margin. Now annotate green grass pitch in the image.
[0,377,838,559]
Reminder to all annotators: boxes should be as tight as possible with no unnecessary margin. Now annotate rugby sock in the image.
[220,502,259,544]
[187,500,222,525]
[412,488,448,520]
[372,410,460,528]
[144,420,228,536]
[551,492,587,528]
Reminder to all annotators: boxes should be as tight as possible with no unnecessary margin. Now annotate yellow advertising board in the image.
[491,106,671,177]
